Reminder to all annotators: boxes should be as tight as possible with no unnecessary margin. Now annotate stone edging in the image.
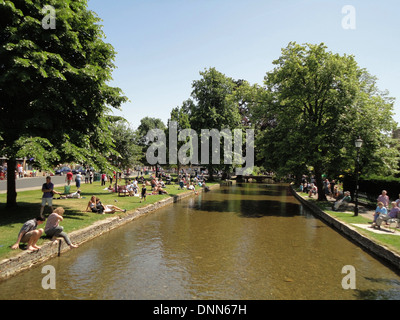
[290,186,400,272]
[0,184,220,281]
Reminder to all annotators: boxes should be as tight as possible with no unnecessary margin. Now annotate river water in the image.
[1,183,400,300]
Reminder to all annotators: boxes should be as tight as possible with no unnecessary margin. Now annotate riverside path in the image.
[0,175,67,194]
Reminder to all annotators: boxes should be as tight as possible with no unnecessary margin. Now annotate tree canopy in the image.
[0,0,127,206]
[255,42,399,200]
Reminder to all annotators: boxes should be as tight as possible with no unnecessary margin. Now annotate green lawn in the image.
[0,178,212,260]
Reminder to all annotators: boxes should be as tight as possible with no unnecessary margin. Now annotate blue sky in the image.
[87,0,400,130]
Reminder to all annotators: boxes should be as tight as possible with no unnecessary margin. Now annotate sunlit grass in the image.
[0,178,210,260]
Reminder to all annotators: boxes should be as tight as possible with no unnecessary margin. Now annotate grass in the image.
[0,177,214,261]
[298,192,400,255]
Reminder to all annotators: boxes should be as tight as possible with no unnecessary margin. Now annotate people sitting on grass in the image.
[371,201,400,230]
[151,177,157,190]
[86,195,98,213]
[90,197,126,214]
[128,183,138,196]
[58,190,81,199]
[332,191,352,211]
[308,184,318,197]
[373,201,387,224]
[99,203,127,214]
[11,216,45,251]
[152,185,168,195]
[45,207,78,248]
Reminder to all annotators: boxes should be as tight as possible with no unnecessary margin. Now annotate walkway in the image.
[308,193,400,236]
[0,175,67,194]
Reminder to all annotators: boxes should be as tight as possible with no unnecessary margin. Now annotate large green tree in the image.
[109,120,142,172]
[188,68,242,179]
[257,42,398,200]
[0,0,127,207]
[168,100,192,174]
[136,117,166,175]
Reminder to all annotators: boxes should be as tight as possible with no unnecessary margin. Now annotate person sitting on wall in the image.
[11,216,45,251]
[332,191,352,211]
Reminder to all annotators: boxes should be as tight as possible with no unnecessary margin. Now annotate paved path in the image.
[307,193,400,235]
[0,175,67,194]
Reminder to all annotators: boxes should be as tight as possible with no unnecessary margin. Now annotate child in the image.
[140,184,147,203]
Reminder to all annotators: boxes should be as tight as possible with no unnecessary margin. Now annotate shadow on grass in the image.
[0,202,87,227]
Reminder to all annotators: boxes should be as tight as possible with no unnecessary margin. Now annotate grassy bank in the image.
[0,178,213,261]
[297,191,400,255]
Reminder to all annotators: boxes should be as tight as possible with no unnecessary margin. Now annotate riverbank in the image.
[0,182,220,281]
[291,186,400,272]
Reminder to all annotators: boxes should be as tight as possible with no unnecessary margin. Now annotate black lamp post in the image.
[354,137,363,216]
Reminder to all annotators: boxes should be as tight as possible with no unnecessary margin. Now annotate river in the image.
[0,183,400,300]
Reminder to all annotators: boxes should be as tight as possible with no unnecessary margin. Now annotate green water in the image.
[0,183,400,300]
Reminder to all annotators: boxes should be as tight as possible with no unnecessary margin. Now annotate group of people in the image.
[11,207,79,252]
[301,177,341,200]
[86,196,127,214]
[104,177,170,201]
[65,169,96,188]
[11,171,205,252]
[370,190,400,230]
[178,173,206,191]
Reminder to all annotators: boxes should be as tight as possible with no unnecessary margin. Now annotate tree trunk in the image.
[208,163,214,181]
[6,158,17,208]
[314,165,327,201]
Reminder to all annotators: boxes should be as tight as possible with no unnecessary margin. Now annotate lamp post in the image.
[354,137,363,216]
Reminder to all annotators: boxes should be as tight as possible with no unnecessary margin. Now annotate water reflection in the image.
[1,183,400,300]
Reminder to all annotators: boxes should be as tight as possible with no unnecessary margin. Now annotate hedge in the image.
[343,175,400,202]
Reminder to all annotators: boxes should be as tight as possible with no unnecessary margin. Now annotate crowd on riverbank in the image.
[300,179,400,237]
[2,171,211,258]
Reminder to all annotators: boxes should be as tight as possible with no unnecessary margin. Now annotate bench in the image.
[117,185,129,197]
[386,218,400,233]
[356,192,376,209]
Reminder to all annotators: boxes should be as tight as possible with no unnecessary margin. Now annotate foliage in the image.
[255,42,399,200]
[184,68,244,178]
[135,116,167,168]
[0,0,127,206]
[109,120,142,171]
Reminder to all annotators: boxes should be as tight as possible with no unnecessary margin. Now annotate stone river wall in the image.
[290,186,400,272]
[0,184,220,281]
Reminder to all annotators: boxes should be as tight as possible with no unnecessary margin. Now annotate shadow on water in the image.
[355,288,400,300]
[216,186,283,197]
[187,182,302,218]
[190,199,302,218]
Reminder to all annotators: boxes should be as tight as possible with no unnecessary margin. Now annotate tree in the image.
[109,120,142,172]
[168,100,192,174]
[0,0,128,207]
[136,117,166,176]
[257,42,399,200]
[188,67,242,180]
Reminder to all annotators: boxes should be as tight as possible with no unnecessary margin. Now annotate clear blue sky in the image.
[87,0,400,130]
